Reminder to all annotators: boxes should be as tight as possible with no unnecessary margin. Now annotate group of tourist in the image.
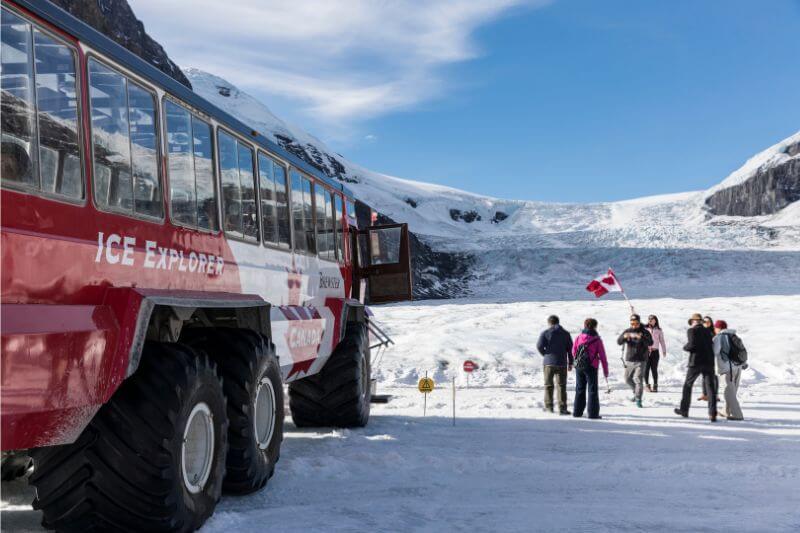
[535,312,748,422]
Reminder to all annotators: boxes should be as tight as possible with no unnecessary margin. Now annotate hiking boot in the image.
[726,416,744,421]
[709,414,717,422]
[674,408,688,418]
[636,399,643,408]
[543,407,554,414]
[652,385,658,392]
[630,397,637,403]
[698,395,708,401]
[646,384,652,393]
[559,409,571,416]
[588,415,603,420]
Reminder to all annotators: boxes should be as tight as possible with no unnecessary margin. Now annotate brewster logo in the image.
[318,272,341,290]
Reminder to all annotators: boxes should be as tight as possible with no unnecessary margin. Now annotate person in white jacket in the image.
[712,320,745,421]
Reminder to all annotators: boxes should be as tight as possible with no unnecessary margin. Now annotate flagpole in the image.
[610,266,635,315]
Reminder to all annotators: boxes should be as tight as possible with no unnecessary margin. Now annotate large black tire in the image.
[181,328,283,494]
[29,342,228,533]
[1,452,31,481]
[289,321,371,428]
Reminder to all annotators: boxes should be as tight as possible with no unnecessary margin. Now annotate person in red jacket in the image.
[571,318,609,419]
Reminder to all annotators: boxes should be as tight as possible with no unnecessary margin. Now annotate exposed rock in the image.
[405,198,418,208]
[449,209,482,223]
[705,139,800,216]
[49,0,191,88]
[491,211,508,223]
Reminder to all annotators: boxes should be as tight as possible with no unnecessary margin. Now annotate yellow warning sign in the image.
[418,377,435,393]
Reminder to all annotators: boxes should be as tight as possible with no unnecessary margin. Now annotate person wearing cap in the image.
[617,314,653,408]
[713,320,745,420]
[675,313,719,421]
[536,315,574,415]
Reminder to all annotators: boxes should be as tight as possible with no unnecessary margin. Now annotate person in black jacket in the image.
[536,315,573,414]
[675,313,719,421]
[617,314,653,408]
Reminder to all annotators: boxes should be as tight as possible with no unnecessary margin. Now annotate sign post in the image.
[463,360,478,388]
[452,376,456,426]
[418,372,435,416]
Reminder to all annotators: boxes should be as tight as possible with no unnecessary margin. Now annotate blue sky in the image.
[132,0,800,202]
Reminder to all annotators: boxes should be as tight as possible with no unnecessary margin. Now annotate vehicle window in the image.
[290,170,306,253]
[33,29,82,198]
[218,130,241,237]
[274,163,291,249]
[128,84,160,217]
[89,60,132,210]
[192,117,216,231]
[302,177,316,254]
[325,191,337,261]
[165,99,217,230]
[315,184,328,259]
[238,143,257,240]
[218,130,257,241]
[334,194,345,262]
[165,100,195,226]
[258,152,277,244]
[1,8,82,199]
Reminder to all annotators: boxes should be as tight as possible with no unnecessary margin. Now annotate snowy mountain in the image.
[186,69,800,300]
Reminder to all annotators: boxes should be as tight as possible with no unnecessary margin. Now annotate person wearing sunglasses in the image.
[617,314,653,408]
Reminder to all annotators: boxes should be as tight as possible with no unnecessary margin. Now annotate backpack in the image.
[725,333,748,365]
[574,341,593,372]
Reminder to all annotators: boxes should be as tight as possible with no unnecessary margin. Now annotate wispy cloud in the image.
[128,0,547,135]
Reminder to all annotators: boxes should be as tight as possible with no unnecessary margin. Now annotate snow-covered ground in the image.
[3,295,799,532]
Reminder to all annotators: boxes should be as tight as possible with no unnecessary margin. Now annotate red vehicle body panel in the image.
[1,0,360,450]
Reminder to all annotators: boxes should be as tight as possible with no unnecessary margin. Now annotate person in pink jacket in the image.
[571,318,609,419]
[645,315,667,392]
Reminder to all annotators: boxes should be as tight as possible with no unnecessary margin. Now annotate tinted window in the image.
[89,60,132,211]
[324,191,336,261]
[315,185,328,259]
[33,29,81,198]
[192,117,216,231]
[238,143,257,240]
[274,164,291,249]
[302,177,316,254]
[258,152,277,244]
[1,9,82,198]
[334,194,345,262]
[165,100,195,226]
[1,9,36,187]
[218,130,241,236]
[165,100,217,230]
[129,84,160,217]
[290,170,305,253]
[218,130,257,241]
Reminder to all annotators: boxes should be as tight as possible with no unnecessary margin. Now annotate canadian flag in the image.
[586,268,623,297]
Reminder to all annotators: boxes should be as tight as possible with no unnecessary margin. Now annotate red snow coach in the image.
[0,1,412,530]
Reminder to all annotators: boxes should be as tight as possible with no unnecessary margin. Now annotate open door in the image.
[356,223,413,304]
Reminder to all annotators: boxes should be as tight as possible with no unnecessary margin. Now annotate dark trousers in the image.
[644,350,660,386]
[680,366,718,416]
[543,365,568,410]
[573,365,600,418]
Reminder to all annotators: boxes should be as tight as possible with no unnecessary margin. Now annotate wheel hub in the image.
[253,377,276,450]
[181,402,214,494]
